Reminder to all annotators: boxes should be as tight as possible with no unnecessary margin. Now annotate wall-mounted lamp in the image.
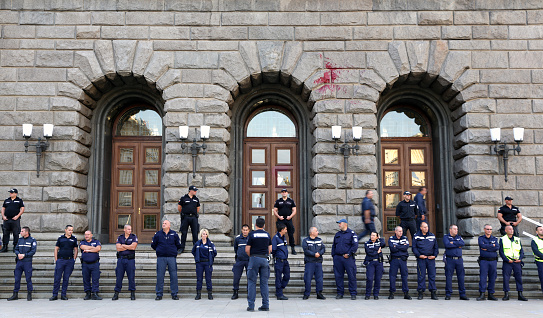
[23,124,53,177]
[179,125,209,178]
[332,125,362,179]
[490,127,523,182]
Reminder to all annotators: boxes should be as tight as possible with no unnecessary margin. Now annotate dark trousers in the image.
[499,224,519,237]
[416,215,429,229]
[14,260,32,292]
[400,219,417,239]
[389,258,409,293]
[232,260,249,290]
[502,261,523,292]
[196,262,213,291]
[114,258,136,292]
[156,257,178,296]
[333,255,357,296]
[180,215,199,250]
[304,262,323,296]
[358,222,376,239]
[365,260,383,297]
[417,258,436,292]
[479,260,497,293]
[445,257,466,296]
[52,258,74,296]
[537,262,543,293]
[3,219,20,248]
[82,262,100,293]
[247,256,270,310]
[276,219,295,247]
[274,259,290,297]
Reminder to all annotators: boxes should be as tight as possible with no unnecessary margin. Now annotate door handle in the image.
[138,208,141,215]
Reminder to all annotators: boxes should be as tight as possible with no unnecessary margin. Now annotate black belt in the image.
[400,218,415,221]
[479,257,498,261]
[447,256,462,260]
[58,257,73,260]
[276,258,287,262]
[118,254,135,260]
[367,258,379,262]
[252,254,267,259]
[183,213,197,217]
[82,259,99,265]
[198,259,209,262]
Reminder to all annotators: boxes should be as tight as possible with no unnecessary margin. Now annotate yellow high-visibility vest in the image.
[501,236,521,260]
[533,237,543,262]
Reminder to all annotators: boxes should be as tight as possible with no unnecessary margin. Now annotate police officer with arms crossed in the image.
[192,228,217,300]
[246,217,272,312]
[531,225,543,297]
[497,196,522,237]
[79,230,102,300]
[272,223,290,300]
[1,189,24,253]
[476,224,499,301]
[50,225,78,301]
[112,224,138,301]
[443,224,469,300]
[364,231,385,300]
[302,227,325,300]
[231,224,250,300]
[358,190,376,240]
[412,222,438,300]
[178,185,200,253]
[7,226,36,301]
[152,220,182,301]
[388,226,411,300]
[395,191,420,239]
[499,224,528,301]
[332,218,358,300]
[273,189,297,255]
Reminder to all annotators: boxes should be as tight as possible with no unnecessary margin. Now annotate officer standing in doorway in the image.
[50,225,78,301]
[499,225,528,301]
[414,187,428,229]
[363,231,385,300]
[395,191,419,239]
[112,224,138,301]
[358,190,376,240]
[531,225,543,297]
[178,185,200,253]
[1,189,25,253]
[79,230,102,300]
[332,218,358,300]
[443,224,469,300]
[477,224,499,301]
[246,217,272,312]
[231,224,250,300]
[412,222,438,300]
[497,196,522,237]
[272,223,290,300]
[302,227,325,300]
[388,226,411,300]
[7,226,36,301]
[273,189,297,255]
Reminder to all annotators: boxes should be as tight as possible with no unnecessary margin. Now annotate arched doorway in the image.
[109,105,163,242]
[243,107,300,242]
[380,106,434,238]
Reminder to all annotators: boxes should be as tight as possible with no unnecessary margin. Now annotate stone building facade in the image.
[1,0,542,245]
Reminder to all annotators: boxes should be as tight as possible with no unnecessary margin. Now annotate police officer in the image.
[178,185,200,253]
[412,222,438,300]
[358,190,376,240]
[499,225,528,301]
[273,189,297,255]
[302,227,325,300]
[364,231,385,300]
[443,224,469,300]
[497,196,522,237]
[531,225,543,296]
[151,220,182,301]
[388,226,411,300]
[246,217,272,312]
[7,226,36,301]
[414,187,428,229]
[272,223,290,300]
[395,191,419,239]
[477,224,499,301]
[231,224,250,300]
[79,230,102,300]
[112,224,138,301]
[332,218,358,300]
[192,228,217,300]
[50,225,78,301]
[1,189,25,253]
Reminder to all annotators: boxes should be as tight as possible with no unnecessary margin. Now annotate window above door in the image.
[380,107,429,138]
[246,110,296,137]
[116,107,162,137]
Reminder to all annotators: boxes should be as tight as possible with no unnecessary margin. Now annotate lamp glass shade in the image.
[179,126,188,139]
[513,127,524,142]
[200,125,210,139]
[352,126,362,140]
[490,128,501,142]
[332,126,341,139]
[22,124,33,137]
[43,124,54,137]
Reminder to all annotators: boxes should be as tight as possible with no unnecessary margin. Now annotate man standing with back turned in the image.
[246,217,272,312]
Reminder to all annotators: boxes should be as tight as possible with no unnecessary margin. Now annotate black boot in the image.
[231,289,238,300]
[316,292,326,300]
[0,245,7,253]
[84,291,91,300]
[27,291,31,301]
[488,293,498,301]
[417,291,423,300]
[208,291,213,300]
[476,292,485,301]
[388,292,394,299]
[404,292,412,300]
[92,292,102,300]
[431,291,438,300]
[130,291,135,300]
[7,292,18,301]
[502,291,509,301]
[195,290,201,300]
[518,292,528,301]
[291,246,297,255]
[112,292,119,301]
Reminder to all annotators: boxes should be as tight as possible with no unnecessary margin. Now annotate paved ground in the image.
[1,296,542,317]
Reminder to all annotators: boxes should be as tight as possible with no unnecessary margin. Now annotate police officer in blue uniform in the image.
[1,189,25,253]
[50,225,78,301]
[246,217,272,312]
[412,222,438,300]
[272,223,290,300]
[79,230,102,300]
[388,226,411,300]
[7,226,36,301]
[364,231,385,300]
[178,185,200,253]
[414,187,428,229]
[231,224,250,300]
[152,220,182,301]
[395,191,420,239]
[302,226,325,300]
[499,225,528,301]
[443,224,469,300]
[531,225,543,297]
[476,224,499,301]
[332,218,358,300]
[112,224,138,300]
[359,190,376,240]
[192,228,217,300]
[273,189,297,255]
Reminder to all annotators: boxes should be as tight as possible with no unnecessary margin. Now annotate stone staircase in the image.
[0,242,541,300]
